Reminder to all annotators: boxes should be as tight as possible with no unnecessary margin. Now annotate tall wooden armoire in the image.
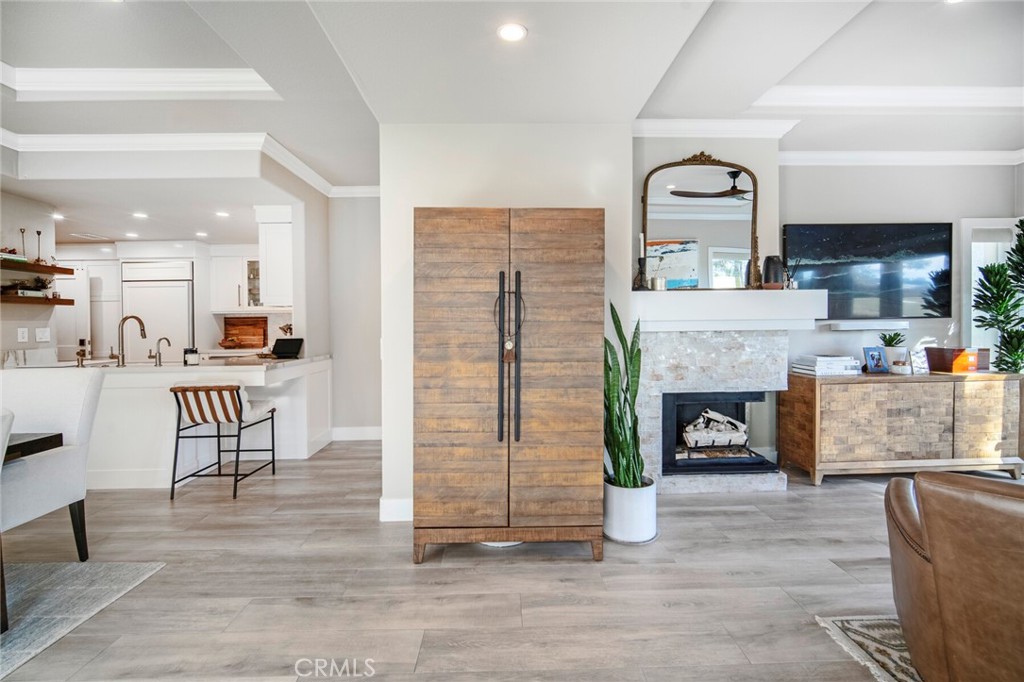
[413,207,605,563]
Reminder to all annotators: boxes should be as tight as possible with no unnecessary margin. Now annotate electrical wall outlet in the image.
[17,328,28,343]
[35,327,51,342]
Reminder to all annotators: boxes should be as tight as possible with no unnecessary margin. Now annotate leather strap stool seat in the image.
[169,383,276,499]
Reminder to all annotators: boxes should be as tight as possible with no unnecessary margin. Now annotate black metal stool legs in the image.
[233,422,242,499]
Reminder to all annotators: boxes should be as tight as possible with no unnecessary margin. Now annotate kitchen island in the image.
[83,356,331,489]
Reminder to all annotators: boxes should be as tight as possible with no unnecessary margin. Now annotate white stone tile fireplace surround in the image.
[632,290,827,494]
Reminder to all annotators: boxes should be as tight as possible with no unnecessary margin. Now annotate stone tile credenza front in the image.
[778,372,1024,485]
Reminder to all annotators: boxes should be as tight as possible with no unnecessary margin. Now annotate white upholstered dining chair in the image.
[1,407,13,632]
[0,368,104,561]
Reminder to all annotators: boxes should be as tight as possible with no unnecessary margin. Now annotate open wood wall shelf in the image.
[0,261,74,276]
[0,295,74,306]
[0,259,74,274]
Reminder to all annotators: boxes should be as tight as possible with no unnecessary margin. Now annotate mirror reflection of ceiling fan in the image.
[670,170,752,201]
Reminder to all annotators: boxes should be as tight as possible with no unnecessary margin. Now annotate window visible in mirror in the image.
[708,247,750,289]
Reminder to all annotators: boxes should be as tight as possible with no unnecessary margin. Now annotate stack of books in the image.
[791,354,861,376]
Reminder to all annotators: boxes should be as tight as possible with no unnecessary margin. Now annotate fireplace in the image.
[661,391,779,476]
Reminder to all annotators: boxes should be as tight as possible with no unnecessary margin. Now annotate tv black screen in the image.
[782,223,952,320]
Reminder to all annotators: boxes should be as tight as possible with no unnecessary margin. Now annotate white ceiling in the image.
[0,1,1021,244]
[309,1,710,123]
[1,176,293,245]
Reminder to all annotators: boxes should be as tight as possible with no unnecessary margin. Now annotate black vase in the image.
[762,256,785,289]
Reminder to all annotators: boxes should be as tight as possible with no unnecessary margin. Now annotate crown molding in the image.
[753,86,1024,110]
[633,119,800,139]
[0,62,278,102]
[2,130,267,153]
[329,186,380,198]
[0,129,341,195]
[778,149,1024,167]
[260,135,332,195]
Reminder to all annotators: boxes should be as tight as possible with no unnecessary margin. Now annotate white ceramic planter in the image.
[884,347,908,367]
[604,476,657,544]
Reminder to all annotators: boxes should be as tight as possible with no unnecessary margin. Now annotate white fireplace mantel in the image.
[631,289,827,332]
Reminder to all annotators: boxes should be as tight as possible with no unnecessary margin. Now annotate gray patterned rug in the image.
[817,615,923,682]
[1,561,164,679]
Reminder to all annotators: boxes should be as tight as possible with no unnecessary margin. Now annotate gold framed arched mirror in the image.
[641,152,761,289]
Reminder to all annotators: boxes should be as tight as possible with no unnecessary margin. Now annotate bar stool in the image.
[169,383,276,499]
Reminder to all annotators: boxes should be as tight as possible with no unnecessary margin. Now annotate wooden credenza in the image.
[412,207,605,563]
[778,372,1024,485]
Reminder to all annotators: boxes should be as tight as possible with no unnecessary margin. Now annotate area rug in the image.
[816,615,922,682]
[1,561,164,679]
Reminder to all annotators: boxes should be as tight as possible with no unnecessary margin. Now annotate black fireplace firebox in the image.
[662,391,779,475]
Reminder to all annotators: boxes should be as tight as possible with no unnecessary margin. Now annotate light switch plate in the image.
[17,328,28,342]
[35,327,51,342]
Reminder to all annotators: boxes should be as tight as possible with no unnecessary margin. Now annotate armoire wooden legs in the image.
[413,527,604,564]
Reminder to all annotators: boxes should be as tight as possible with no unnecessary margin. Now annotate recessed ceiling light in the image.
[666,185,675,190]
[51,212,65,221]
[945,0,963,4]
[174,244,184,248]
[497,23,528,42]
[132,212,148,219]
[125,232,138,238]
[215,211,230,218]
[100,247,113,253]
[196,232,208,237]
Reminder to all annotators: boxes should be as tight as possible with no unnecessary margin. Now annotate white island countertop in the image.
[67,355,334,489]
[37,356,330,388]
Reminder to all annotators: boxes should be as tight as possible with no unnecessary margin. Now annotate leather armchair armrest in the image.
[885,477,930,562]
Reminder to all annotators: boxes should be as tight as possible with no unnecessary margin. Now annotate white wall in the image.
[1016,164,1024,218]
[329,196,382,438]
[1,191,58,360]
[379,123,633,521]
[260,156,331,359]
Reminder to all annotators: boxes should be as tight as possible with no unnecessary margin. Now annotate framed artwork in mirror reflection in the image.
[647,238,699,289]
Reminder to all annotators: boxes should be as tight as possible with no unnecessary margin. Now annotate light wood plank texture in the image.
[412,208,606,561]
[3,440,975,680]
[413,208,509,529]
[778,372,1024,485]
[509,209,604,529]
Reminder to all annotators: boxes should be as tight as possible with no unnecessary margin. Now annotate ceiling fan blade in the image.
[670,187,750,199]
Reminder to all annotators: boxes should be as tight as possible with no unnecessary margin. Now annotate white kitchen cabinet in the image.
[54,267,91,362]
[258,223,293,307]
[121,280,193,363]
[210,256,264,311]
[122,260,193,281]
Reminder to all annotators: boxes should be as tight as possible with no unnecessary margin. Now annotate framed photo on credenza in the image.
[863,346,888,373]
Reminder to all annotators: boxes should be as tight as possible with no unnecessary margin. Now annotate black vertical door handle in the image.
[514,270,522,442]
[497,271,506,442]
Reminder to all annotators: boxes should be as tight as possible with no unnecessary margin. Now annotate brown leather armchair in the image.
[885,472,1024,682]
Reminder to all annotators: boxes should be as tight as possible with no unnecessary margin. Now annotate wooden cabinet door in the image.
[953,380,1020,459]
[508,208,605,527]
[819,381,954,462]
[413,208,511,528]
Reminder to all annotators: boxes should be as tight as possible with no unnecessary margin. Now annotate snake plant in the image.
[604,303,645,488]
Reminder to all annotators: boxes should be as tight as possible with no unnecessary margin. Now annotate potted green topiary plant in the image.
[879,331,907,367]
[974,218,1024,372]
[603,302,656,543]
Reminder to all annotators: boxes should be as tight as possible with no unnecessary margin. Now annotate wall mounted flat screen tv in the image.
[782,223,952,320]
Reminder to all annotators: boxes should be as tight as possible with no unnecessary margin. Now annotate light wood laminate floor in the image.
[3,440,982,681]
